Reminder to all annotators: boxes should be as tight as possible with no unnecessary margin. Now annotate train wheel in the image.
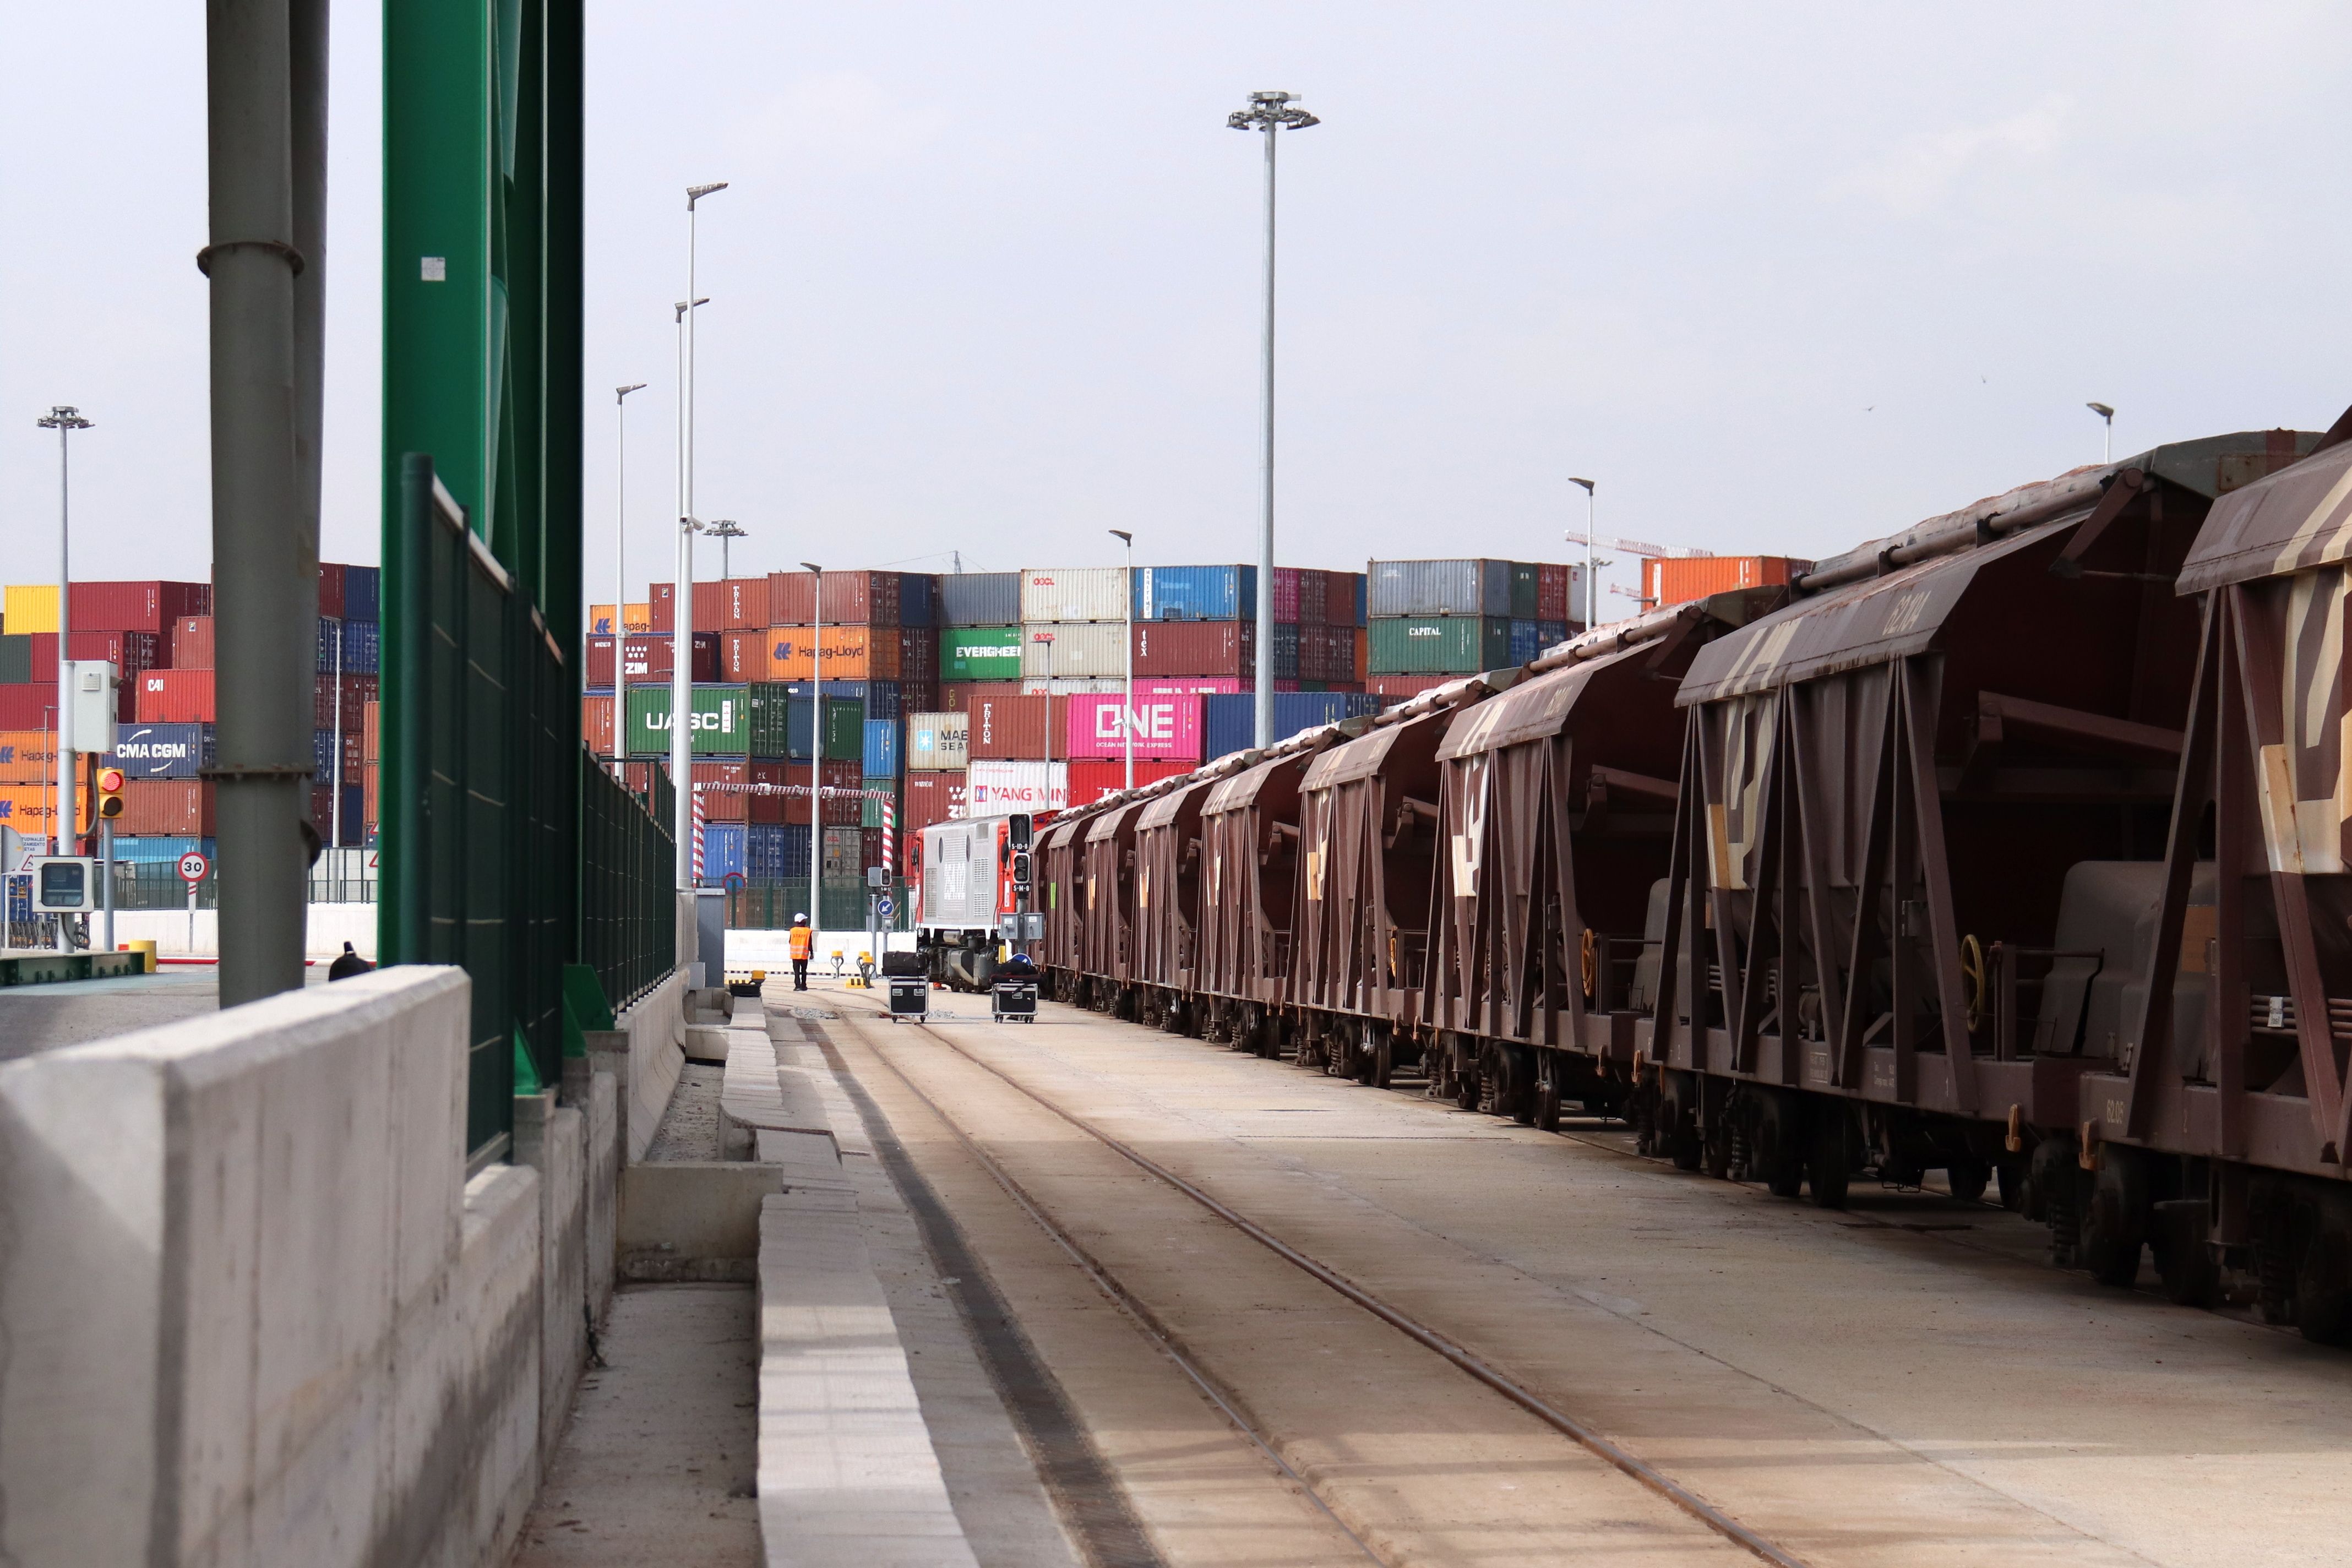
[1371,1031,1395,1091]
[1996,1160,2028,1213]
[1507,1048,1537,1125]
[1454,1039,1481,1110]
[1703,1113,1733,1180]
[1808,1107,1852,1208]
[1533,1057,1562,1134]
[2296,1194,2352,1345]
[2153,1200,2220,1308]
[1946,1157,1990,1205]
[1655,1072,1702,1171]
[1752,1091,1805,1199]
[2082,1147,2149,1288]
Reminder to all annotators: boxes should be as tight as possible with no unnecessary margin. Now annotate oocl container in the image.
[1063,693,1204,761]
[1365,558,1512,619]
[1019,567,1127,624]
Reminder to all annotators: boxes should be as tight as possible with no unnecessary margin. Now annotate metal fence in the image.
[581,747,675,1011]
[724,879,912,934]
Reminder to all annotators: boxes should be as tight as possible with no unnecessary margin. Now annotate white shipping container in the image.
[1019,566,1129,624]
[965,758,1068,813]
[1020,677,1125,694]
[1020,620,1125,678]
[906,710,970,770]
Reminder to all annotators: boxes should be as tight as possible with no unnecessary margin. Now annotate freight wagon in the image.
[1037,422,2352,1346]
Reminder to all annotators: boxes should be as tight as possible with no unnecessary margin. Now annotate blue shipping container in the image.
[1352,573,1367,626]
[1133,565,1256,623]
[113,835,217,864]
[331,786,366,846]
[863,718,901,777]
[1507,619,1544,665]
[701,823,747,885]
[897,573,938,629]
[314,616,341,672]
[108,721,214,780]
[1201,692,1380,761]
[747,823,812,883]
[340,618,381,674]
[342,565,382,623]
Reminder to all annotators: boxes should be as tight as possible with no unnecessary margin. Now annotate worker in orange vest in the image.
[788,914,814,990]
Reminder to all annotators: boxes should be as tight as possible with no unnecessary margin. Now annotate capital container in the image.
[70,581,211,635]
[1020,567,1127,624]
[906,711,969,770]
[968,694,1070,760]
[938,571,1020,627]
[1133,565,1255,622]
[699,823,747,886]
[1020,620,1124,678]
[137,669,216,723]
[1638,553,1812,609]
[1368,615,1511,674]
[1064,692,1204,761]
[1132,619,1254,678]
[965,759,1066,813]
[690,760,750,821]
[623,683,754,757]
[1366,558,1511,619]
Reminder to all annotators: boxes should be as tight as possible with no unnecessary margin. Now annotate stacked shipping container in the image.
[1363,558,1576,695]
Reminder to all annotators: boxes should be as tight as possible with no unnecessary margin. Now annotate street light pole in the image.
[1228,90,1318,750]
[707,518,747,583]
[2087,402,2115,465]
[802,562,823,940]
[1568,477,1596,629]
[614,382,645,665]
[673,180,725,890]
[37,406,90,950]
[1109,530,1134,790]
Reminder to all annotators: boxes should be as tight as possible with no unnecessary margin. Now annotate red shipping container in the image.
[622,760,671,799]
[120,778,215,836]
[1068,759,1190,808]
[901,770,968,836]
[764,570,900,627]
[897,627,937,681]
[1366,673,1459,701]
[1536,563,1572,622]
[70,630,160,679]
[648,582,675,634]
[698,577,768,630]
[720,631,770,681]
[616,631,718,683]
[137,669,216,723]
[690,760,750,821]
[748,759,787,824]
[770,759,861,826]
[1133,619,1255,678]
[967,694,1069,760]
[1063,692,1204,761]
[68,580,210,635]
[0,687,59,729]
[1271,567,1302,623]
[174,615,215,671]
[581,694,616,756]
[586,635,614,688]
[318,562,346,620]
[314,672,378,732]
[1638,554,1812,609]
[934,681,1022,714]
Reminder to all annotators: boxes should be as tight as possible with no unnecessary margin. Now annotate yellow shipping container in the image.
[587,603,654,636]
[3,584,59,634]
[0,780,84,837]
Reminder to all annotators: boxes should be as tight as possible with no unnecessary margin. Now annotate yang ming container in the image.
[1366,559,1511,619]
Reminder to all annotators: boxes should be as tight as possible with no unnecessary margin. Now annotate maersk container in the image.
[1367,616,1511,674]
[938,571,1021,627]
[1132,564,1255,622]
[864,718,901,777]
[623,683,754,757]
[939,624,1023,683]
[906,711,970,770]
[1020,620,1124,678]
[700,823,747,886]
[1019,567,1128,624]
[1366,558,1511,619]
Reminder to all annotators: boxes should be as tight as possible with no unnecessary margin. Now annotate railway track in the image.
[840,1003,1811,1568]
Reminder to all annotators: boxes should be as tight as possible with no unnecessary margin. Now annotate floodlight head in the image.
[1108,529,1133,546]
[687,181,729,205]
[673,297,709,322]
[1228,90,1319,131]
[617,382,647,401]
[2087,402,2114,421]
[1567,477,1594,494]
[800,561,822,576]
[36,405,92,431]
[706,519,747,538]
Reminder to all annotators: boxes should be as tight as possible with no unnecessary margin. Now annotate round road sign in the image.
[875,895,895,920]
[177,852,210,885]
[721,870,746,891]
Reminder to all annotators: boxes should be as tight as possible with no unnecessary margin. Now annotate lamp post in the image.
[1228,90,1318,750]
[37,406,90,949]
[613,382,645,656]
[1109,529,1134,790]
[1567,477,1596,630]
[802,562,823,939]
[673,179,726,891]
[707,518,747,582]
[2087,402,2115,465]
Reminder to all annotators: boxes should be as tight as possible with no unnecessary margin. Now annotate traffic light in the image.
[95,766,126,824]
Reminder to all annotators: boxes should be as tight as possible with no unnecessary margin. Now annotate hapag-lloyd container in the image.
[1366,558,1513,619]
[107,722,214,780]
[965,759,1067,813]
[765,625,899,680]
[1063,693,1205,761]
[1019,620,1124,678]
[1132,565,1254,622]
[623,683,754,757]
[0,731,61,782]
[938,571,1021,627]
[1020,567,1127,624]
[968,693,1070,759]
[906,711,970,770]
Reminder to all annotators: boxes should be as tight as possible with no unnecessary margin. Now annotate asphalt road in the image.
[0,964,330,1061]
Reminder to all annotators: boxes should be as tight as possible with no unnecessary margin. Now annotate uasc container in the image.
[623,683,755,756]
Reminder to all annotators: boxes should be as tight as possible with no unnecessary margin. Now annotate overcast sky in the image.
[6,3,2350,620]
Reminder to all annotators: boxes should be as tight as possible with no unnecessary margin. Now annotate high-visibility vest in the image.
[789,925,814,961]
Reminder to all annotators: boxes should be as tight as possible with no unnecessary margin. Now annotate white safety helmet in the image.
[795,912,808,923]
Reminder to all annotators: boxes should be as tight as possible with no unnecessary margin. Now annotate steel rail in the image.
[900,1011,1815,1568]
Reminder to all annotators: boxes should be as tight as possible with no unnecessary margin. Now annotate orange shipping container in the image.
[1639,554,1812,609]
[363,761,378,827]
[691,760,749,821]
[0,781,84,837]
[120,778,215,836]
[0,731,61,785]
[762,625,899,680]
[175,614,216,670]
[720,630,770,681]
[581,694,616,756]
[362,699,380,764]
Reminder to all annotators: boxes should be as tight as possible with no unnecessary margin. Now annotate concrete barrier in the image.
[112,902,380,960]
[585,968,687,1163]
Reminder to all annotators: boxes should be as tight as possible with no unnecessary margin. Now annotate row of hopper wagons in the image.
[1031,420,2352,1343]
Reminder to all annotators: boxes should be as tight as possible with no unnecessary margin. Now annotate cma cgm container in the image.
[108,722,214,780]
[1367,615,1512,674]
[1020,622,1124,679]
[1132,619,1255,678]
[1131,565,1255,622]
[938,571,1021,627]
[1063,692,1205,761]
[623,683,754,757]
[1366,558,1513,619]
[1639,553,1812,608]
[1020,567,1127,624]
[907,711,969,770]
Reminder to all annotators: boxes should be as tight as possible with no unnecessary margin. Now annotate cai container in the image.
[137,669,217,723]
[1366,616,1511,675]
[1019,567,1127,624]
[1063,692,1204,761]
[1131,565,1255,622]
[1365,559,1511,619]
[938,571,1021,627]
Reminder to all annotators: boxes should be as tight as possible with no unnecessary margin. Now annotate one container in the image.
[937,571,1021,627]
[1131,619,1254,678]
[581,693,616,756]
[1019,567,1127,624]
[967,694,1069,760]
[1063,692,1204,761]
[623,683,755,757]
[1132,565,1255,622]
[342,565,382,623]
[1639,554,1812,609]
[1366,558,1511,619]
[1366,616,1511,674]
[764,625,897,680]
[3,585,59,634]
[863,718,901,777]
[120,778,215,837]
[907,711,969,770]
[700,823,747,885]
[965,759,1067,813]
[1019,621,1124,678]
[136,669,216,723]
[1068,759,1192,808]
[691,760,750,822]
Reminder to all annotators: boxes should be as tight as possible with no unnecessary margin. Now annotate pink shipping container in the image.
[137,669,216,723]
[582,694,616,756]
[967,694,1070,760]
[1063,692,1204,761]
[69,581,210,635]
[1132,620,1255,678]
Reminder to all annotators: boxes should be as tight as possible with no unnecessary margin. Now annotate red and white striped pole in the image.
[880,793,895,890]
[690,782,706,881]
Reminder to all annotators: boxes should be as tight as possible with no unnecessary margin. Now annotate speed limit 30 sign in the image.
[178,852,211,885]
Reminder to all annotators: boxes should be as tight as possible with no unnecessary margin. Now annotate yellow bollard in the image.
[122,939,158,974]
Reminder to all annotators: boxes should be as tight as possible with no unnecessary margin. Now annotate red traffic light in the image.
[96,767,126,794]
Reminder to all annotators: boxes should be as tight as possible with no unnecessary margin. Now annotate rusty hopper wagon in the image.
[1129,761,1249,1035]
[1038,811,1087,999]
[1076,799,1146,1014]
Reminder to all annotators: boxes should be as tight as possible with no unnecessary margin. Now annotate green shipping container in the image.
[1509,562,1540,620]
[939,624,1023,683]
[861,780,898,829]
[1366,616,1512,675]
[745,685,865,760]
[623,683,753,756]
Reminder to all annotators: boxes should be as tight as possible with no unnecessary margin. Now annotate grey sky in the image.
[7,4,2349,618]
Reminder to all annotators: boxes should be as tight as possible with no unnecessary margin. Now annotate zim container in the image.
[938,571,1021,627]
[1366,616,1512,674]
[1365,558,1512,619]
[623,683,754,757]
